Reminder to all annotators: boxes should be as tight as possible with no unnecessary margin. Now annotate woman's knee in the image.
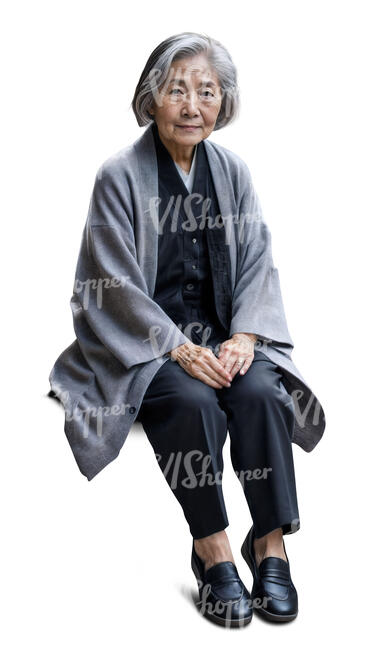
[236,370,289,410]
[166,378,220,414]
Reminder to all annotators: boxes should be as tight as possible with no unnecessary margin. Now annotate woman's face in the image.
[148,53,223,147]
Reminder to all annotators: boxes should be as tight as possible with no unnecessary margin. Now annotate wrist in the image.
[232,332,258,344]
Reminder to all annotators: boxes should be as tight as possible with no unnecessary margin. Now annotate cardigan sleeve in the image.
[229,163,294,348]
[72,167,191,370]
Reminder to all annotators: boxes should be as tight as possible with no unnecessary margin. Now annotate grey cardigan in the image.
[48,122,326,481]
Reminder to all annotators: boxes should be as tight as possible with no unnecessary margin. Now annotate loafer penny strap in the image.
[259,558,292,587]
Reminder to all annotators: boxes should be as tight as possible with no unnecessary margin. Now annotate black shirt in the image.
[151,121,232,351]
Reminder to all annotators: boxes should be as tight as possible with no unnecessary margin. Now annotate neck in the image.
[155,126,197,173]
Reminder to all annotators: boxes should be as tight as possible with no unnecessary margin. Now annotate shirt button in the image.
[192,237,197,243]
[192,264,197,269]
[186,283,194,290]
[129,406,136,414]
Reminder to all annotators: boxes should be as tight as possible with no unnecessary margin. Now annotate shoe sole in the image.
[241,534,298,623]
[191,554,253,628]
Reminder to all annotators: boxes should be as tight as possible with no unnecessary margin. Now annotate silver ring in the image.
[237,358,244,364]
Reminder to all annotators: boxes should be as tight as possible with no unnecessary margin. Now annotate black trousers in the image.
[136,314,300,540]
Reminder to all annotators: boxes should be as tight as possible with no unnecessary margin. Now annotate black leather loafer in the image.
[241,525,298,622]
[191,540,253,627]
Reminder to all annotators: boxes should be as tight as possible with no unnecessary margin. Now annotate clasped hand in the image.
[170,333,257,389]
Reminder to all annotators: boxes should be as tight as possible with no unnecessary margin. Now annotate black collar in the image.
[151,121,208,198]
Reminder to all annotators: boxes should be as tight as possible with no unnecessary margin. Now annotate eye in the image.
[201,90,214,97]
[169,88,183,95]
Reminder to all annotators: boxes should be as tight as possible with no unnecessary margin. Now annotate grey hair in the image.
[130,31,240,130]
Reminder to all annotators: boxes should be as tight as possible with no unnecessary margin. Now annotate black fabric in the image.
[151,120,232,352]
[138,348,300,540]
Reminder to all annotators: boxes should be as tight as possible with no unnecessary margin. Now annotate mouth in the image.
[176,125,201,130]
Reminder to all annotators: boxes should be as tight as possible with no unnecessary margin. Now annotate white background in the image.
[2,1,377,647]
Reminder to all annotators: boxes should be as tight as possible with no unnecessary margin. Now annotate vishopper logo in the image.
[147,193,260,245]
[236,466,273,489]
[237,209,264,245]
[290,388,323,427]
[143,322,190,360]
[154,449,273,490]
[73,274,130,309]
[51,385,130,439]
[194,578,272,628]
[145,64,237,119]
[251,338,271,355]
[235,338,323,429]
[144,321,227,359]
[166,320,221,355]
[144,324,273,363]
[148,192,229,234]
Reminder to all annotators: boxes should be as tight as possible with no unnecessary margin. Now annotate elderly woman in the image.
[48,32,325,628]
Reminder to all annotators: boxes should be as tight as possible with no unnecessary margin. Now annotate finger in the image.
[224,351,242,376]
[229,350,256,378]
[199,361,231,386]
[194,368,226,389]
[179,348,231,387]
[200,350,232,383]
[219,350,238,374]
[228,355,246,379]
[217,343,234,367]
[239,355,254,376]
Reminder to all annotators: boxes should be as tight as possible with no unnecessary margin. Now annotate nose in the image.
[182,90,200,116]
